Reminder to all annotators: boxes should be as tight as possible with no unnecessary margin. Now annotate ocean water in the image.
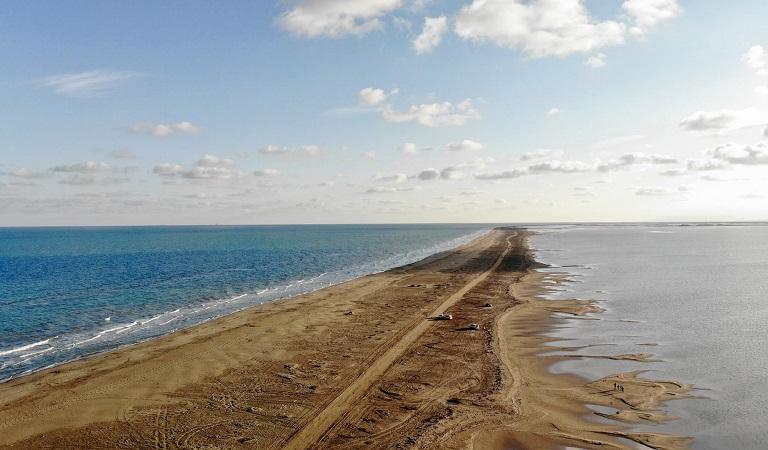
[0,224,489,382]
[530,224,768,450]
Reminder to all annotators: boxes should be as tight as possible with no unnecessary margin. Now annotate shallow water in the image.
[0,224,490,381]
[530,224,768,450]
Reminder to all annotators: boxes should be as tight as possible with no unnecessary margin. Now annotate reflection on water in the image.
[531,224,768,450]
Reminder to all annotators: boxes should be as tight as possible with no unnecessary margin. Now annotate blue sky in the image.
[1,0,768,225]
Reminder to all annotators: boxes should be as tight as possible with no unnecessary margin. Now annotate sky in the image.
[1,0,767,226]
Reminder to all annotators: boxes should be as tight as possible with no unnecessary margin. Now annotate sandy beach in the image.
[0,228,691,449]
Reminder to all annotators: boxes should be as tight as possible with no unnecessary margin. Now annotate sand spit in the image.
[0,229,692,449]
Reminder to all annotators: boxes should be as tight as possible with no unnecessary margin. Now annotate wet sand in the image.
[0,228,692,449]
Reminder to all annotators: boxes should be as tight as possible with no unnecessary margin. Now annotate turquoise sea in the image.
[0,224,489,381]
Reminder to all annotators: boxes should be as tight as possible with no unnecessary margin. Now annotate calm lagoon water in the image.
[531,225,768,450]
[0,224,489,381]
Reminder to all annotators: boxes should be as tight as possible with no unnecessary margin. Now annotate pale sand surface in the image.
[0,229,692,449]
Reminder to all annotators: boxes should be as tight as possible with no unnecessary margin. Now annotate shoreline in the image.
[0,228,692,449]
[0,227,490,384]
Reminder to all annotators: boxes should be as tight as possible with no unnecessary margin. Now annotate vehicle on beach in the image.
[483,303,492,308]
[434,313,453,320]
[467,323,480,330]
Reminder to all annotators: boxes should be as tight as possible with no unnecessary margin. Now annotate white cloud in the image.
[274,0,678,58]
[622,0,681,35]
[183,154,241,179]
[475,168,529,180]
[440,167,466,180]
[34,70,138,97]
[129,121,201,137]
[413,16,448,54]
[364,186,417,194]
[400,142,432,154]
[679,108,768,134]
[253,169,280,177]
[51,161,112,173]
[757,85,768,96]
[153,154,244,180]
[258,144,321,157]
[679,110,735,131]
[475,159,589,180]
[392,16,412,31]
[454,0,626,57]
[197,154,233,167]
[446,139,484,152]
[277,0,403,38]
[417,168,440,180]
[528,160,590,173]
[175,122,200,134]
[686,158,727,171]
[520,148,563,161]
[362,151,377,159]
[546,107,561,116]
[8,168,48,179]
[358,87,388,106]
[153,164,184,177]
[586,53,607,68]
[382,99,480,127]
[375,173,407,183]
[743,45,768,76]
[712,143,768,165]
[184,167,236,180]
[657,144,768,175]
[597,152,678,172]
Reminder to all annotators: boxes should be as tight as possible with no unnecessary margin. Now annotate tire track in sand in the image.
[281,231,517,450]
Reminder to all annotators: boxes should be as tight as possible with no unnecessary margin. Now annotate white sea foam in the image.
[309,272,327,282]
[140,314,164,326]
[0,338,53,356]
[19,347,54,360]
